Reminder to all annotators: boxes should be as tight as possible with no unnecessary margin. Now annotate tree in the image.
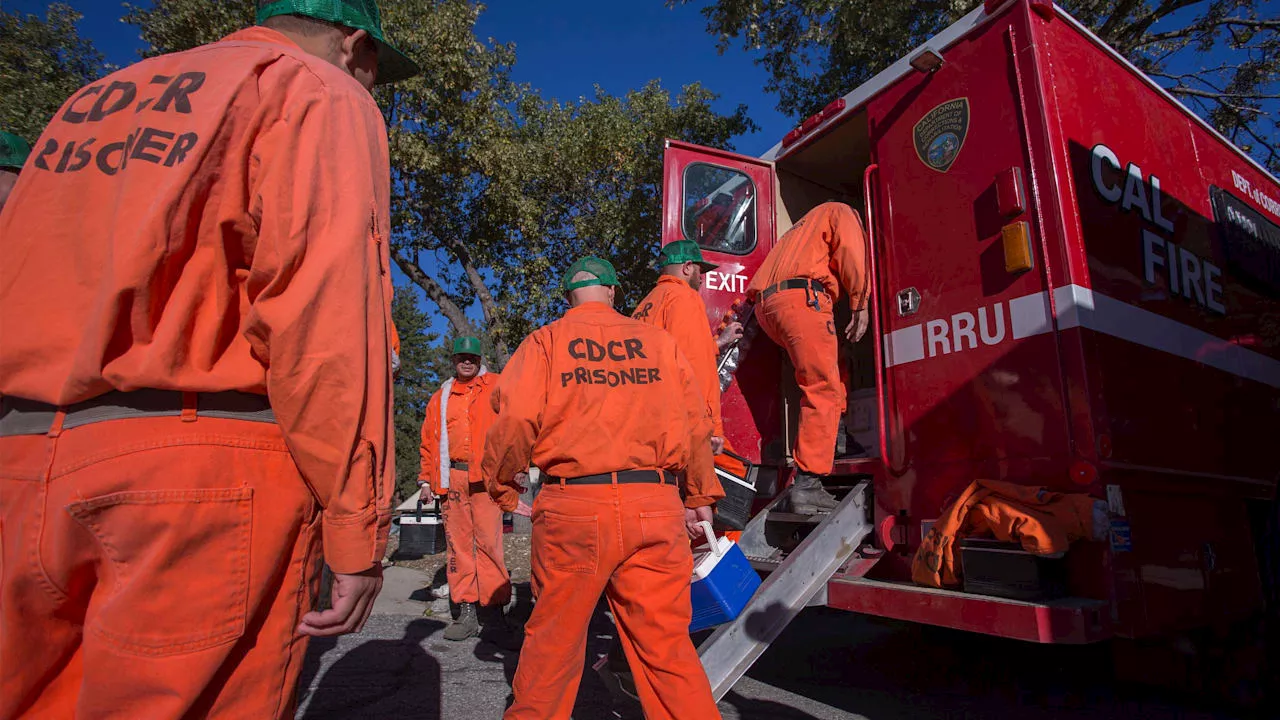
[0,3,106,141]
[674,0,1280,171]
[125,0,754,364]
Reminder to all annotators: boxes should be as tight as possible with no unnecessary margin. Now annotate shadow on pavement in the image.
[722,691,820,720]
[298,618,446,718]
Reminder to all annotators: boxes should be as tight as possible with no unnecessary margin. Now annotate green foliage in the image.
[0,3,106,141]
[123,0,753,364]
[122,0,252,56]
[675,0,1279,171]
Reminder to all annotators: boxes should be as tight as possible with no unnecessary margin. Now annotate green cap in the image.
[0,131,30,171]
[562,256,620,293]
[256,0,421,85]
[657,240,717,272]
[452,336,481,356]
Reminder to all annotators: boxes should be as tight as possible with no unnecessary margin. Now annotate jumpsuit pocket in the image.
[534,509,598,574]
[638,509,692,568]
[67,487,253,657]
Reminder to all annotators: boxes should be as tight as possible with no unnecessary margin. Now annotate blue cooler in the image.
[689,522,761,632]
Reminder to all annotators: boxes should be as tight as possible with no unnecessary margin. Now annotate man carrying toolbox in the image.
[0,1,418,716]
[482,256,725,720]
[419,336,513,641]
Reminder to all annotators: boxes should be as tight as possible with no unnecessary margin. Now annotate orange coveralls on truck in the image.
[0,3,419,717]
[482,256,724,720]
[746,202,870,511]
[420,336,511,640]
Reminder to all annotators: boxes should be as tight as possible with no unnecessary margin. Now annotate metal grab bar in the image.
[862,164,893,471]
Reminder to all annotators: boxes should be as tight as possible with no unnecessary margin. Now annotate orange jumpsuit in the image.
[0,27,394,719]
[746,202,868,475]
[912,480,1099,588]
[632,275,745,476]
[419,372,511,607]
[482,301,724,720]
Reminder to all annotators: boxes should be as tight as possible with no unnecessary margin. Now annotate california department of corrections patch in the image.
[913,98,969,173]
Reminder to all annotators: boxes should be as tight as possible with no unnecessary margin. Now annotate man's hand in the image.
[684,505,714,542]
[710,436,725,455]
[717,321,744,351]
[417,481,434,504]
[297,565,383,637]
[845,308,870,343]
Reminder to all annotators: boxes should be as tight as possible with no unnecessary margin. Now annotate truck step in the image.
[697,480,875,701]
[825,577,1112,644]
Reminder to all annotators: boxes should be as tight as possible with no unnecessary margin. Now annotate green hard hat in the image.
[256,0,421,85]
[657,240,717,272]
[0,131,30,171]
[451,336,482,356]
[562,256,620,293]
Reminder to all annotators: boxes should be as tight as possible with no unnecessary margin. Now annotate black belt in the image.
[553,469,677,486]
[450,460,469,471]
[758,277,827,302]
[0,389,275,437]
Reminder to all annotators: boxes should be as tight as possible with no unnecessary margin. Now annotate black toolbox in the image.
[959,538,1068,602]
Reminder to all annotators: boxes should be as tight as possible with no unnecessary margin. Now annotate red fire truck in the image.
[665,0,1279,704]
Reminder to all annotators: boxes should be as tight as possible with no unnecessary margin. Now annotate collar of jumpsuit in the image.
[565,300,616,317]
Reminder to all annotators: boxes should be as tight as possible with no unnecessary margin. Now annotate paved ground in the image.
[295,565,1251,720]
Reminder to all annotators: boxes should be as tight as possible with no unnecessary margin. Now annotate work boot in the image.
[790,471,839,515]
[478,604,523,650]
[444,602,480,641]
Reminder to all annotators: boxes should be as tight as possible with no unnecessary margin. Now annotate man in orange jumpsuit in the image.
[483,256,724,720]
[0,2,418,717]
[746,202,870,513]
[0,130,30,213]
[419,336,512,641]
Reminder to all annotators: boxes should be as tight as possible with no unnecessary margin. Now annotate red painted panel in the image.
[1038,14,1280,486]
[864,11,1075,561]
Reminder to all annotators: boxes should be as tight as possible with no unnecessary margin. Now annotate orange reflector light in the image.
[1001,220,1034,273]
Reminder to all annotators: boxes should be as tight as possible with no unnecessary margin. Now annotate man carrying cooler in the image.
[746,202,871,514]
[419,336,513,641]
[0,1,419,716]
[482,256,724,720]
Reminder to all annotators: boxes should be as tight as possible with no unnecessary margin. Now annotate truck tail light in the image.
[996,166,1026,217]
[1070,460,1098,486]
[781,98,847,149]
[1001,220,1035,273]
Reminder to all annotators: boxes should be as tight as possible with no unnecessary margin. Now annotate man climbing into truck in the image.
[745,202,871,514]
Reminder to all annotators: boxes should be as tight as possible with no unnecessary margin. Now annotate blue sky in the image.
[7,0,795,156]
[6,0,797,333]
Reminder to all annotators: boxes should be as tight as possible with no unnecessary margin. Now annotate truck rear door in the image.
[864,9,1072,516]
[661,140,781,463]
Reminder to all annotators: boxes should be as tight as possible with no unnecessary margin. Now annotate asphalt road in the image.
[295,569,1245,720]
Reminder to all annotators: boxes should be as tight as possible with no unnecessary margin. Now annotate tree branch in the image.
[391,250,476,337]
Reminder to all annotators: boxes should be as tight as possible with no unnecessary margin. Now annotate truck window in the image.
[683,163,757,255]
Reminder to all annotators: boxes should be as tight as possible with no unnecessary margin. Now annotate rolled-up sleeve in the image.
[676,347,722,508]
[482,336,547,512]
[243,79,395,574]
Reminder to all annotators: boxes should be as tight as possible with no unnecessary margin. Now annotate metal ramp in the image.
[697,480,875,701]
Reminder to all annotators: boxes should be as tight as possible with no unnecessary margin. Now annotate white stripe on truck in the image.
[880,284,1280,388]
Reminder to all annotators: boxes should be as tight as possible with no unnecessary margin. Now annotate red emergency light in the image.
[781,98,847,149]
